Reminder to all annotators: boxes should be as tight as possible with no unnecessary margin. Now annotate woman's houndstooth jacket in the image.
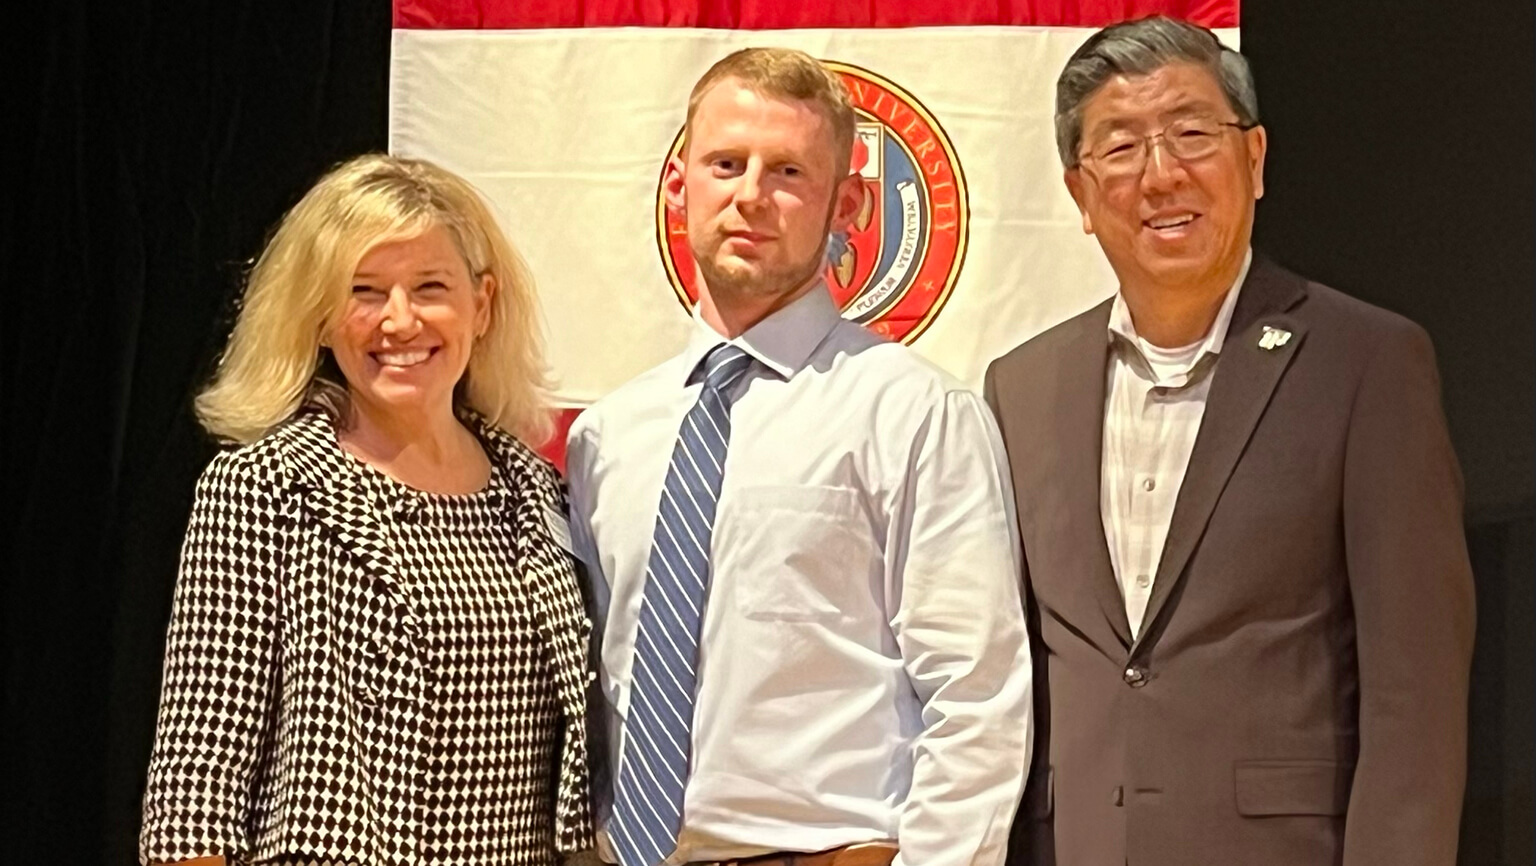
[140,410,597,865]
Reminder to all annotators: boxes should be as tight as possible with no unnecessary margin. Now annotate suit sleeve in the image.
[1340,319,1475,865]
[888,387,1033,866]
[139,450,285,864]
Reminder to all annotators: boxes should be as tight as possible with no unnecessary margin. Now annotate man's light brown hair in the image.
[684,47,858,178]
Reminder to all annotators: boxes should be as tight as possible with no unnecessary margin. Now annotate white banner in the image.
[391,26,1238,405]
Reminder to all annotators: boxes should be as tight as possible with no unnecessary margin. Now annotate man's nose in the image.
[734,162,766,209]
[1140,139,1185,193]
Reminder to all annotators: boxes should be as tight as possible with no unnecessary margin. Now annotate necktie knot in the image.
[700,344,753,397]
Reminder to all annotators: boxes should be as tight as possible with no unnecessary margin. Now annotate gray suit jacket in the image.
[984,256,1475,866]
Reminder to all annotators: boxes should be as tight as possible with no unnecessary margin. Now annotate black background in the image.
[4,0,1530,861]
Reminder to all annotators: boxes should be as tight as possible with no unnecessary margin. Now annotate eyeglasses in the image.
[1078,119,1253,178]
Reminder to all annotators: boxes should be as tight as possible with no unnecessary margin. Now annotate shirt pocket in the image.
[715,484,877,624]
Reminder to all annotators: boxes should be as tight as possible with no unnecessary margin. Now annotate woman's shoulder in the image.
[199,410,338,490]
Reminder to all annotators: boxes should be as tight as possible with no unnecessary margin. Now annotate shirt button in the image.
[1123,666,1148,687]
[1135,573,1151,589]
[1141,477,1157,492]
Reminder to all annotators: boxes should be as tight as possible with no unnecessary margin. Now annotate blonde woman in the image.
[140,154,595,866]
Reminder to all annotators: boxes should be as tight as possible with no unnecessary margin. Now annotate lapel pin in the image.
[1258,325,1293,351]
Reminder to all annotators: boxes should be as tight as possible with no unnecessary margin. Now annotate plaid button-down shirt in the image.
[1100,251,1251,637]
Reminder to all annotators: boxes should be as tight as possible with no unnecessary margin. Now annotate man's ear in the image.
[1064,167,1095,235]
[663,152,687,214]
[1245,124,1268,201]
[829,171,864,234]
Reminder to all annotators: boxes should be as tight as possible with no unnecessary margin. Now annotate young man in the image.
[568,47,1031,866]
[985,17,1475,866]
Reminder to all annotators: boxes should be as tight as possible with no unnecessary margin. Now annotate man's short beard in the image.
[691,198,838,302]
[695,236,829,301]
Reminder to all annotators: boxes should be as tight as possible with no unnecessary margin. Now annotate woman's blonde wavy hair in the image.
[195,153,552,446]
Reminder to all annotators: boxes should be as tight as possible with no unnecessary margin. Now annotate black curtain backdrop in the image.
[3,0,1529,862]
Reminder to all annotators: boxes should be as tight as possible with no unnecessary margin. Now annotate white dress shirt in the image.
[1101,250,1251,637]
[566,285,1032,866]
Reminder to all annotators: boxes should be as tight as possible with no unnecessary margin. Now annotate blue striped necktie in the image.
[610,344,753,866]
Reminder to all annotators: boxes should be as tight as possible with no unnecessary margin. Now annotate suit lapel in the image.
[507,489,590,721]
[1133,258,1309,651]
[476,418,592,724]
[1056,299,1135,649]
[284,412,407,595]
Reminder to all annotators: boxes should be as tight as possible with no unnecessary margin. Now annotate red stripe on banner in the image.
[395,0,1236,30]
[535,407,585,475]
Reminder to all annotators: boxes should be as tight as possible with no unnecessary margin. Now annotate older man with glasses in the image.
[984,16,1474,866]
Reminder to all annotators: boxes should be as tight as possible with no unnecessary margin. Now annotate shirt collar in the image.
[678,282,843,384]
[1107,247,1253,357]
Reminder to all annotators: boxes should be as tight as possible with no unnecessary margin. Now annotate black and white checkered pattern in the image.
[140,410,596,865]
